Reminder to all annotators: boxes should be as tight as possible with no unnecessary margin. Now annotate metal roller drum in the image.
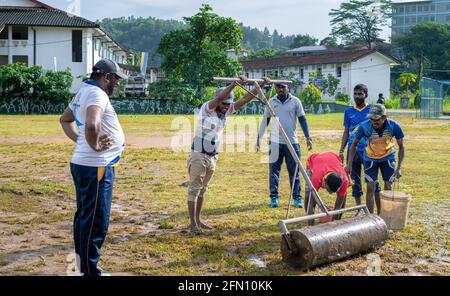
[281,214,389,270]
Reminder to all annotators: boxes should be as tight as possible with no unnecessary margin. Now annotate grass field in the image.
[0,114,449,275]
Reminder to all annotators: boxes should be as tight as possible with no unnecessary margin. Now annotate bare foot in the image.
[199,221,213,229]
[190,225,203,235]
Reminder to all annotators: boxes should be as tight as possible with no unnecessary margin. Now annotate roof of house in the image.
[285,45,329,53]
[0,7,99,28]
[241,49,399,69]
[392,0,431,5]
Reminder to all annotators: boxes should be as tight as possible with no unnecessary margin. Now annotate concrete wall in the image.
[349,52,392,104]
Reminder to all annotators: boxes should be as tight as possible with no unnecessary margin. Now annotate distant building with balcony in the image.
[0,0,129,92]
[392,0,450,36]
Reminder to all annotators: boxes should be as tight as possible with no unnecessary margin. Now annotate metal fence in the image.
[419,77,444,118]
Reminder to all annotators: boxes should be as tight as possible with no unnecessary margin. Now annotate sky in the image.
[43,0,392,41]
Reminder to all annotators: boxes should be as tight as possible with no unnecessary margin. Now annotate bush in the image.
[385,97,401,109]
[147,79,198,105]
[300,83,322,104]
[0,63,73,103]
[336,92,351,104]
[34,69,73,103]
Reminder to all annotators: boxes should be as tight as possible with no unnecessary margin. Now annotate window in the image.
[399,7,404,13]
[94,39,100,51]
[13,55,28,64]
[406,16,416,25]
[430,16,435,22]
[447,15,450,22]
[394,17,404,25]
[12,26,28,40]
[72,30,82,62]
[336,66,342,78]
[405,6,416,13]
[300,68,304,79]
[0,27,8,39]
[0,55,7,65]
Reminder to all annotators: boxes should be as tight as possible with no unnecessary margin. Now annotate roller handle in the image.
[278,205,370,235]
[213,77,292,85]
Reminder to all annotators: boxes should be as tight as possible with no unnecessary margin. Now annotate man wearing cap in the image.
[256,82,313,208]
[188,76,269,235]
[339,84,381,207]
[346,104,405,214]
[60,59,128,276]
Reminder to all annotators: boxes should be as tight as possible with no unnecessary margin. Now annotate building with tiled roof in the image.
[0,0,129,92]
[241,48,400,102]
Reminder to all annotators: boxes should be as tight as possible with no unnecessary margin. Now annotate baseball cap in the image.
[367,104,387,120]
[215,87,235,104]
[92,59,128,80]
[275,82,289,87]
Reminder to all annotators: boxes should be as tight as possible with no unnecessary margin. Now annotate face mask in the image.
[355,98,365,106]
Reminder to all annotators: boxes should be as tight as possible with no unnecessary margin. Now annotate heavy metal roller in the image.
[212,77,390,270]
[279,213,389,270]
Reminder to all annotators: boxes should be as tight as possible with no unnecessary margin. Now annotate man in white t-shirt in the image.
[188,76,270,235]
[60,59,128,276]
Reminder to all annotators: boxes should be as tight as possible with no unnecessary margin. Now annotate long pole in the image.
[225,78,329,215]
[213,77,292,85]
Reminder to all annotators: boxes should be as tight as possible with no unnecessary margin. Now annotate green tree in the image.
[392,22,450,81]
[329,0,392,49]
[301,83,322,104]
[99,16,185,55]
[308,72,340,97]
[157,5,243,95]
[289,34,318,49]
[320,36,339,47]
[399,72,417,93]
[242,48,279,60]
[0,63,72,102]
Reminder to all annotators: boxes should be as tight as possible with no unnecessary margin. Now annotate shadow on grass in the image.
[0,243,72,266]
[171,202,269,219]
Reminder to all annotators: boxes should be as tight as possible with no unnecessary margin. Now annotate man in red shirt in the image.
[305,152,349,225]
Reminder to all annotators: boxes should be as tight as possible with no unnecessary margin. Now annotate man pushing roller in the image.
[187,76,270,235]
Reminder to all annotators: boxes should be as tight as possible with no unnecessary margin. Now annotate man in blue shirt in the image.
[346,104,406,214]
[339,84,381,206]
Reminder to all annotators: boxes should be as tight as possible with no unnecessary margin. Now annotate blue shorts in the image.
[364,159,396,183]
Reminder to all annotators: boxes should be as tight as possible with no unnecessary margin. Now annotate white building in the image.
[226,49,249,61]
[0,0,129,92]
[241,49,400,102]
